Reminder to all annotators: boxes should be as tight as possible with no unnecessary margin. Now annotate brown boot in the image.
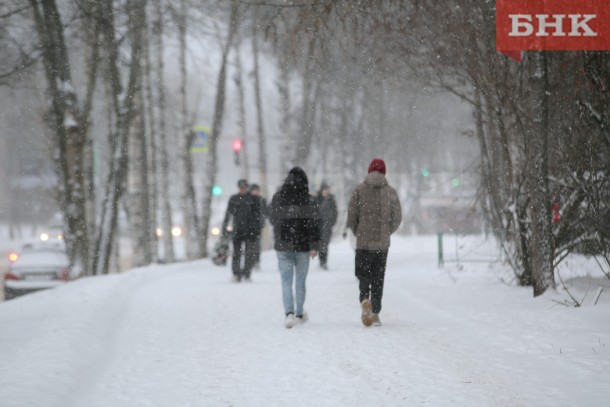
[361,299,373,327]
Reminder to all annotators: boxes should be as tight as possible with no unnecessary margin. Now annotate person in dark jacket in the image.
[316,182,338,270]
[270,167,320,328]
[222,179,261,282]
[346,159,402,327]
[249,183,268,270]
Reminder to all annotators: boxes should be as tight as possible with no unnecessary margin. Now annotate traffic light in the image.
[232,138,242,165]
[422,168,430,177]
[212,185,222,196]
[452,178,460,187]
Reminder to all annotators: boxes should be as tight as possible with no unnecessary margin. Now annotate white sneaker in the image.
[372,313,382,327]
[296,311,309,324]
[284,313,296,329]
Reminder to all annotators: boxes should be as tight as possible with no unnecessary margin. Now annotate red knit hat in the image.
[368,158,386,175]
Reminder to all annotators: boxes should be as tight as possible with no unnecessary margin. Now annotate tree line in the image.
[1,0,608,296]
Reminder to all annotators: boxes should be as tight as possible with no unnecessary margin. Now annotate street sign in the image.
[191,125,210,153]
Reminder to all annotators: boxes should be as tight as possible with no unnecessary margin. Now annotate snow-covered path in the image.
[1,236,609,407]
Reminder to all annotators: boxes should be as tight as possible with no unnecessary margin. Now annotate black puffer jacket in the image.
[222,193,262,239]
[270,168,320,252]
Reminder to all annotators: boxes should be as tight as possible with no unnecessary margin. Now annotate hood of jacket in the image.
[278,167,309,205]
[364,171,388,188]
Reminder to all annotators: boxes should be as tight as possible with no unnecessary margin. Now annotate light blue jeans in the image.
[277,251,310,316]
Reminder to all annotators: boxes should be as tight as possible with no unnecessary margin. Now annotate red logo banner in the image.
[497,0,610,54]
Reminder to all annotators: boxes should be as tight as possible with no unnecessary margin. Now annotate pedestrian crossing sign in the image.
[191,125,210,153]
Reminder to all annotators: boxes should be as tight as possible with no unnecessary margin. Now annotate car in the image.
[38,222,64,242]
[3,247,74,300]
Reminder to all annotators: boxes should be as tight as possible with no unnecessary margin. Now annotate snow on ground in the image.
[0,235,609,407]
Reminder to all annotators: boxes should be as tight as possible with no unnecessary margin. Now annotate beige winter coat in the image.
[346,171,402,251]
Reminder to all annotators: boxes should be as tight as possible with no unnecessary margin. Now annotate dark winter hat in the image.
[249,183,260,192]
[320,182,330,191]
[238,179,248,188]
[368,158,386,175]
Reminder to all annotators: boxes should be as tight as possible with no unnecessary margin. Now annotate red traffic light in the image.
[232,139,242,153]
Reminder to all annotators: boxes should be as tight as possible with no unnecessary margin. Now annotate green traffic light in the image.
[452,178,459,187]
[422,169,430,177]
[212,186,222,195]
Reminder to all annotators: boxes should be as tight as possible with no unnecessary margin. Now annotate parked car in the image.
[4,247,74,300]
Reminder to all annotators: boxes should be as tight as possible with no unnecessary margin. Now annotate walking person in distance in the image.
[222,179,262,282]
[316,182,338,270]
[346,159,402,327]
[270,167,320,328]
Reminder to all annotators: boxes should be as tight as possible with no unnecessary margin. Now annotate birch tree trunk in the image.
[127,78,153,267]
[79,2,101,272]
[233,35,249,181]
[251,23,268,197]
[339,89,357,206]
[277,47,292,175]
[251,21,272,250]
[28,0,92,276]
[294,39,315,167]
[199,0,239,257]
[92,0,146,275]
[317,88,330,177]
[143,9,159,262]
[154,0,175,262]
[177,0,200,259]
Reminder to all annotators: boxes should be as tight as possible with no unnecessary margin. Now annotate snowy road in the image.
[1,236,609,407]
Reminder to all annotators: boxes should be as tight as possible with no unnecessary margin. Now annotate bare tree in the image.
[524,52,554,296]
[175,0,201,260]
[233,31,250,181]
[127,68,154,267]
[276,40,293,175]
[143,3,160,263]
[0,2,37,87]
[27,0,102,276]
[251,22,269,196]
[153,0,175,262]
[92,0,147,275]
[199,0,240,257]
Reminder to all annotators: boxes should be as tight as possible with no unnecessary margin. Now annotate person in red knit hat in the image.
[368,158,386,175]
[346,158,402,326]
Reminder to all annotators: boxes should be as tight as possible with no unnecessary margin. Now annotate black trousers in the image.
[355,249,388,314]
[252,237,261,265]
[319,229,332,265]
[319,237,330,266]
[232,236,257,278]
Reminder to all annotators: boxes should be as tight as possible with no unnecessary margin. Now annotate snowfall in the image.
[0,235,609,407]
